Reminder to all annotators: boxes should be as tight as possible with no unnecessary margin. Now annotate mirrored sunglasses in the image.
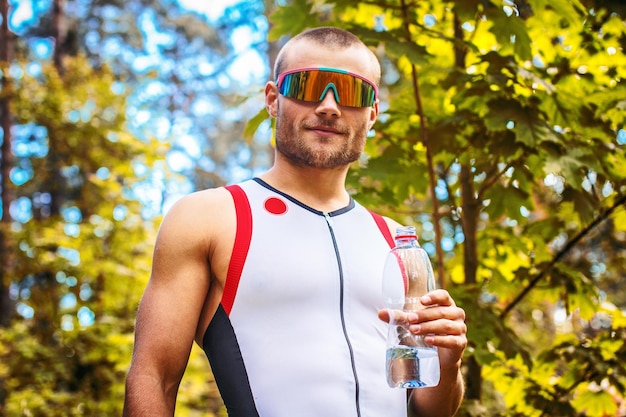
[276,67,378,108]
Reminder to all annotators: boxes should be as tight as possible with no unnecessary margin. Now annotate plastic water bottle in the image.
[382,226,440,388]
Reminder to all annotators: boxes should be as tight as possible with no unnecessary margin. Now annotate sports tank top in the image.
[203,178,407,417]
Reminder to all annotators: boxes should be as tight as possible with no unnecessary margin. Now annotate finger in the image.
[410,317,467,337]
[412,305,466,324]
[423,334,468,352]
[420,289,456,307]
[378,309,417,325]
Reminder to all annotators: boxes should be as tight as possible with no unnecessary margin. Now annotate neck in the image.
[260,163,351,213]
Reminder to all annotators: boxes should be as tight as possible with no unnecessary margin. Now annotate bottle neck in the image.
[394,226,419,248]
[394,236,418,248]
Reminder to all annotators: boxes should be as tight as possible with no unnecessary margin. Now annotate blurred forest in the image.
[0,0,625,416]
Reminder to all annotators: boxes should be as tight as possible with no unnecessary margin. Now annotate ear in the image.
[367,100,379,130]
[265,81,279,118]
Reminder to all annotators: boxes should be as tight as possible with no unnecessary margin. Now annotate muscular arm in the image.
[408,360,464,417]
[379,290,466,417]
[123,190,230,416]
[406,290,467,417]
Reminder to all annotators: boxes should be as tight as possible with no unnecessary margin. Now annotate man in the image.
[123,26,467,417]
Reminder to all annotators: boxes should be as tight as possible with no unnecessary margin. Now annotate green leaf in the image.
[483,183,531,222]
[384,38,430,65]
[267,0,315,41]
[529,0,585,27]
[486,8,532,60]
[243,106,270,143]
[543,149,587,184]
[485,99,558,146]
[571,390,618,417]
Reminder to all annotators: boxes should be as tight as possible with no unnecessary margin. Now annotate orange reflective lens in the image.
[276,67,378,108]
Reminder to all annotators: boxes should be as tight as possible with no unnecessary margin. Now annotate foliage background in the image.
[0,0,625,416]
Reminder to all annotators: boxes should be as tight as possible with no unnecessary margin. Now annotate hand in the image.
[378,289,467,368]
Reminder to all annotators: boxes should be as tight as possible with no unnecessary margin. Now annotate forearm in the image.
[123,372,178,417]
[408,360,464,417]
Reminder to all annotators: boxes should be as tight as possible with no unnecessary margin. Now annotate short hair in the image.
[273,26,380,83]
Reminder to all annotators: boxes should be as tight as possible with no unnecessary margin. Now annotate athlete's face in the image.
[266,41,379,169]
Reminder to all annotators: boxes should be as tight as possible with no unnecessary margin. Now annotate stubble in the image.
[275,117,369,169]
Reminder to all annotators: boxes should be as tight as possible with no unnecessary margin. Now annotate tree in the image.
[0,0,16,409]
[0,0,161,413]
[260,0,626,415]
[1,0,273,413]
[0,0,15,328]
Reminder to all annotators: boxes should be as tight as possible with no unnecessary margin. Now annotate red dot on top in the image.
[264,197,288,215]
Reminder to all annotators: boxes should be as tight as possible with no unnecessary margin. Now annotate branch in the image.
[500,193,626,319]
[399,0,447,288]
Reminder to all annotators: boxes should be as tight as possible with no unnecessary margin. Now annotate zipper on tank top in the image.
[323,212,362,417]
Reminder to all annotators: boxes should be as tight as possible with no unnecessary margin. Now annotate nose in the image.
[315,85,342,117]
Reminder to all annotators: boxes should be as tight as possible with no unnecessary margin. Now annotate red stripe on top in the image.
[369,211,408,292]
[222,185,253,316]
[394,251,409,294]
[369,210,394,249]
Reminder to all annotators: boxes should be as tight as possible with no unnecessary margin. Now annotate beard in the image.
[274,116,369,169]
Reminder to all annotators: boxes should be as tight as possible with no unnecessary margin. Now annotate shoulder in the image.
[356,202,402,236]
[381,215,402,235]
[171,186,232,211]
[163,187,234,224]
[155,187,236,252]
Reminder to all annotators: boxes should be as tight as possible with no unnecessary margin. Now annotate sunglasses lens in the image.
[278,69,377,108]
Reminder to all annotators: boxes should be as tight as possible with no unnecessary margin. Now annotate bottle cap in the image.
[395,226,417,239]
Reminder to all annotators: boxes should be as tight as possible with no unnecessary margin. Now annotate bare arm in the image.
[408,360,464,417]
[123,190,227,416]
[406,290,466,416]
[379,290,466,416]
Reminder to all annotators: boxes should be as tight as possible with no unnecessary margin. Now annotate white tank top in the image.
[203,178,407,417]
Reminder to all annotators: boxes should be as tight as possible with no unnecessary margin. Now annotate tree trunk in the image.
[454,13,483,401]
[460,163,482,400]
[0,0,15,327]
[52,0,67,73]
[0,1,14,412]
[46,0,67,216]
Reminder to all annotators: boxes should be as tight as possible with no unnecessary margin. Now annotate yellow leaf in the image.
[572,389,618,417]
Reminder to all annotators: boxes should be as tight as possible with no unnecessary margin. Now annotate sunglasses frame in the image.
[276,67,379,108]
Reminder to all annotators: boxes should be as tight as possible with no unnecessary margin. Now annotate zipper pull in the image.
[323,212,333,227]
